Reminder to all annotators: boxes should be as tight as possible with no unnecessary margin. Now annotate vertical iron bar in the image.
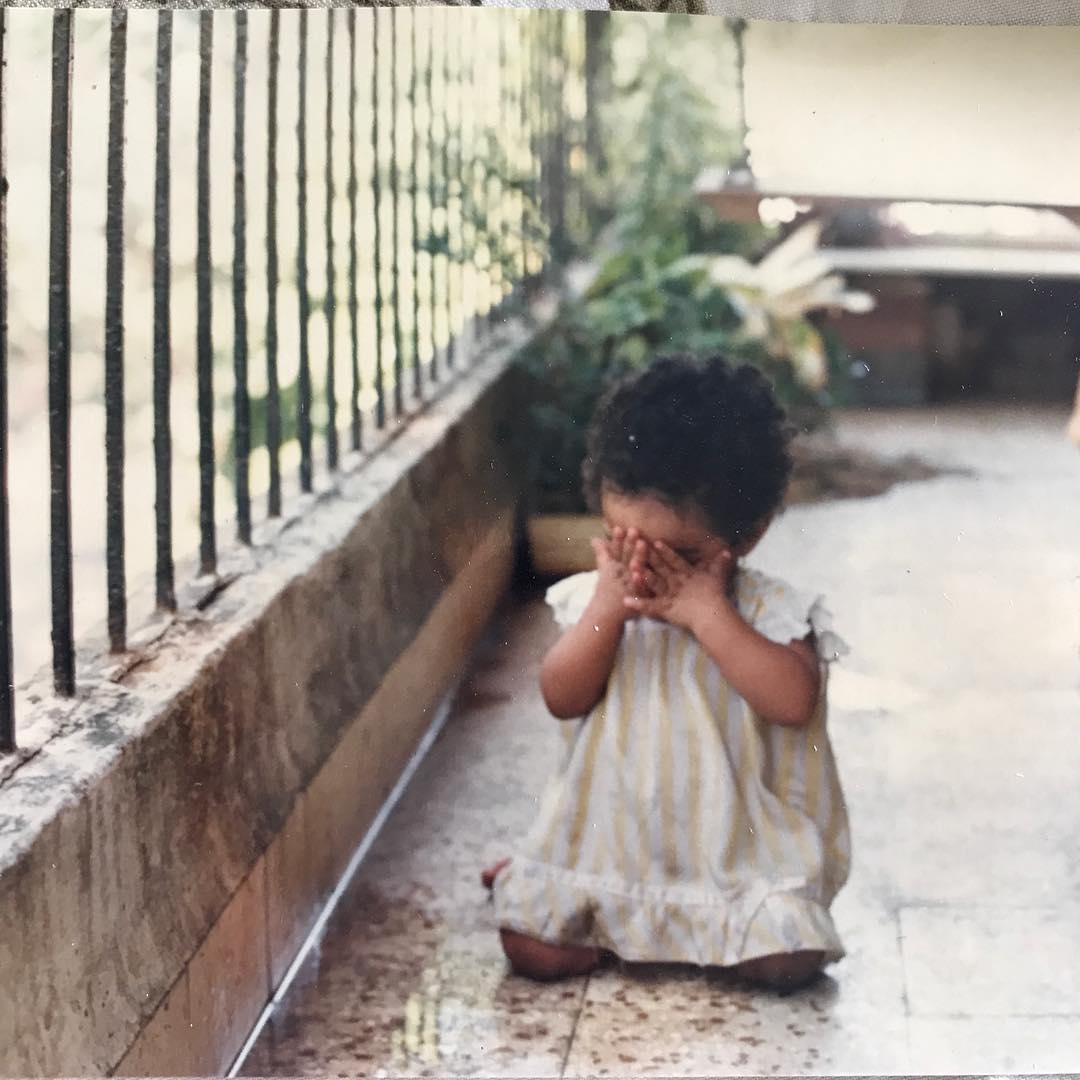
[105,10,127,654]
[196,12,216,574]
[234,11,251,543]
[443,7,456,370]
[495,13,509,320]
[516,12,526,288]
[297,9,313,491]
[49,10,75,694]
[484,15,500,329]
[478,13,489,337]
[518,12,529,290]
[457,15,469,365]
[371,9,386,430]
[426,9,438,383]
[474,13,489,338]
[390,9,403,417]
[347,8,361,452]
[0,8,14,748]
[266,10,282,517]
[153,10,176,612]
[410,7,421,401]
[528,13,540,281]
[463,14,477,345]
[575,15,590,244]
[551,11,567,261]
[475,15,487,334]
[484,13,495,331]
[546,13,558,272]
[545,12,555,264]
[568,14,582,245]
[539,12,550,276]
[324,8,338,470]
[529,13,543,285]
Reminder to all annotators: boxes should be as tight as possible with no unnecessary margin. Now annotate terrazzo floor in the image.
[242,405,1080,1077]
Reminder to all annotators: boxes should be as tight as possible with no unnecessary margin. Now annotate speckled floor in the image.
[242,405,1080,1077]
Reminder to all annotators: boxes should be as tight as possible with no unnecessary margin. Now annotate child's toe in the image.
[481,857,511,890]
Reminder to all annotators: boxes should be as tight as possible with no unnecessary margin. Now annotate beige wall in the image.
[744,23,1080,205]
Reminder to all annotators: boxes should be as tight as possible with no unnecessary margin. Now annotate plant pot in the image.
[526,514,603,577]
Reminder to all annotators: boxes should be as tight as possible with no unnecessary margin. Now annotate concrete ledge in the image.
[0,342,528,1076]
[114,514,514,1077]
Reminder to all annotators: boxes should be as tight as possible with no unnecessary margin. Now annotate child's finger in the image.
[642,545,675,584]
[628,567,652,596]
[652,540,689,574]
[610,525,626,563]
[643,568,665,595]
[623,594,660,618]
[609,527,626,566]
[590,537,611,565]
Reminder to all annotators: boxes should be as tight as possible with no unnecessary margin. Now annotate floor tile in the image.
[907,1016,1080,1074]
[243,917,583,1077]
[900,905,1080,1017]
[563,963,911,1076]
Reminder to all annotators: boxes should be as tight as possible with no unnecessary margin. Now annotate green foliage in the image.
[221,378,302,480]
[593,15,745,245]
[515,15,848,514]
[516,197,802,513]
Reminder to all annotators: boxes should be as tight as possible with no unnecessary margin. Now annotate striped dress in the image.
[492,565,851,967]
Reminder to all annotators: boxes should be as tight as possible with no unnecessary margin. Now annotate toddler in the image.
[486,353,850,991]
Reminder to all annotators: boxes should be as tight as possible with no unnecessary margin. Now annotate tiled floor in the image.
[242,405,1080,1077]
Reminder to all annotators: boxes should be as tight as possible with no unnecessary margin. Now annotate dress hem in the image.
[491,857,846,968]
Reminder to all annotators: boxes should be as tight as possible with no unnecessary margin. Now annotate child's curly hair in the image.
[582,354,794,544]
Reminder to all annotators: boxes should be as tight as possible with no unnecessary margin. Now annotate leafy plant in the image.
[516,194,817,514]
[708,219,874,391]
[516,15,856,515]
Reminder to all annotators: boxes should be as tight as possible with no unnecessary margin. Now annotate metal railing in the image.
[0,6,596,753]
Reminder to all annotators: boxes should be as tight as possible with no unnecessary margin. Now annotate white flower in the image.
[709,220,875,391]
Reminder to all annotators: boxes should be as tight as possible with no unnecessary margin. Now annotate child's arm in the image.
[625,541,819,727]
[540,529,640,719]
[686,606,819,728]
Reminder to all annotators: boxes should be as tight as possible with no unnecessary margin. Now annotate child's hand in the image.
[589,526,651,623]
[623,540,735,632]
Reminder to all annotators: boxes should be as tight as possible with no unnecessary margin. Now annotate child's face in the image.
[600,490,730,568]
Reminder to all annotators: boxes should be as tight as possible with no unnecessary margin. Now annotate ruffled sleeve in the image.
[739,568,848,664]
[545,571,599,630]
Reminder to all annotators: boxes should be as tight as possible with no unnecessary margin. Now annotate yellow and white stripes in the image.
[493,566,851,967]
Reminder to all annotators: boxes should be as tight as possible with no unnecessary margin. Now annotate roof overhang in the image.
[697,0,1080,26]
[821,245,1080,281]
[694,169,1080,228]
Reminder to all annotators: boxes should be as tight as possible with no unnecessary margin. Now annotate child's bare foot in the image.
[481,858,511,890]
[499,928,603,981]
[732,949,825,993]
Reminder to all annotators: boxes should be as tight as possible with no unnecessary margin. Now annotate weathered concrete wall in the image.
[0,347,529,1077]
